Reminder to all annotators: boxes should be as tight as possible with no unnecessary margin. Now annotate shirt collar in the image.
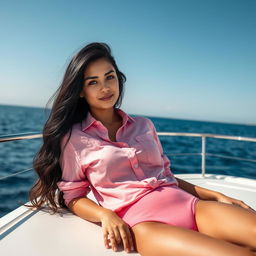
[81,108,136,132]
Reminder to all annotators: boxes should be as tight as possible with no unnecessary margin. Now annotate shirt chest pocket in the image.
[133,133,163,166]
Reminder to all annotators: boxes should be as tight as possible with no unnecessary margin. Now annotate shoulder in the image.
[133,115,151,124]
[133,116,154,128]
[130,116,157,136]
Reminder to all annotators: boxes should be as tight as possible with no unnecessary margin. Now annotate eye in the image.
[88,80,96,85]
[108,75,115,79]
[87,75,115,85]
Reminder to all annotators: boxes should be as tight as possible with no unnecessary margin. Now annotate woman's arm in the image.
[175,177,220,200]
[68,196,135,252]
[175,176,255,211]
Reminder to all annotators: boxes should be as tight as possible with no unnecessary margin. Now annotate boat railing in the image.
[0,132,256,181]
[157,132,256,177]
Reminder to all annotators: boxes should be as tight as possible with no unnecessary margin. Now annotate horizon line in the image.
[0,102,255,127]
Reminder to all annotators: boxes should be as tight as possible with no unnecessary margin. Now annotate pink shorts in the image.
[115,184,199,231]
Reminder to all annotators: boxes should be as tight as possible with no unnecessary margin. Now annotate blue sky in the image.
[0,0,255,125]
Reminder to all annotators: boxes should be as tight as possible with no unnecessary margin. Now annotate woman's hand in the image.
[99,209,135,253]
[214,192,255,212]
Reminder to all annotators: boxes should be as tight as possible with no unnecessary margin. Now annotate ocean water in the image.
[0,104,255,218]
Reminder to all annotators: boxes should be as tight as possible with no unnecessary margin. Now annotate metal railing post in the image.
[201,136,206,177]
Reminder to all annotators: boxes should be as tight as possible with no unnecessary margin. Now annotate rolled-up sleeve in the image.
[57,136,91,207]
[147,119,175,178]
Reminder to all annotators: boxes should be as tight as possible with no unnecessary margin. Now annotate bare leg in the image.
[130,221,254,256]
[195,200,256,250]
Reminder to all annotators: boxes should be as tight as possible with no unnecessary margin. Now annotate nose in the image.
[100,81,111,91]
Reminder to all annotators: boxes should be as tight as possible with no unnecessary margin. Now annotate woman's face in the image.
[80,58,120,112]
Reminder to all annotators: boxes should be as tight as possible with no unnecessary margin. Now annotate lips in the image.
[99,94,114,100]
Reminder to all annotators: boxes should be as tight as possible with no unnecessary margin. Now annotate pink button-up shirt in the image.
[57,108,178,212]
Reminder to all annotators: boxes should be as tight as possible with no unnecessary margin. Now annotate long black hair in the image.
[24,42,126,213]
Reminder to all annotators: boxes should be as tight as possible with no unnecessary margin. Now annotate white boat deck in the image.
[0,173,256,256]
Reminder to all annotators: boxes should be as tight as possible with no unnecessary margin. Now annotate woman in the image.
[25,42,256,256]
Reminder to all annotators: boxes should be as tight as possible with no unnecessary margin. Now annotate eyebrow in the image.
[84,69,114,81]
